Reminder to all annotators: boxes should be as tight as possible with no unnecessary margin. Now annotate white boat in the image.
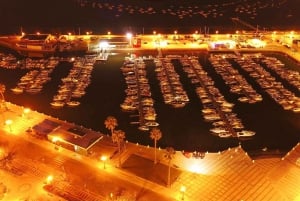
[66,101,80,107]
[120,103,137,111]
[210,127,227,134]
[50,101,65,108]
[238,96,249,103]
[237,130,255,137]
[138,125,149,131]
[219,132,232,138]
[11,87,23,94]
[212,121,226,126]
[145,121,159,127]
[203,114,221,121]
[202,108,215,114]
[221,101,234,108]
[292,107,300,113]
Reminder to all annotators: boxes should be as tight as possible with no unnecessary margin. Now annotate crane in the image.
[231,17,260,34]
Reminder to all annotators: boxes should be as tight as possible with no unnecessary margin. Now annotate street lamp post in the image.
[126,32,133,47]
[101,155,107,169]
[5,119,12,133]
[45,175,53,185]
[23,107,30,118]
[180,185,186,201]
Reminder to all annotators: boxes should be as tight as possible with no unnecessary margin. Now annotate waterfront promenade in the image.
[0,101,300,200]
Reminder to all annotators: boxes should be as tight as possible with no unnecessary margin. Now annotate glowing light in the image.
[247,38,266,48]
[23,108,30,116]
[5,119,13,132]
[52,136,62,143]
[180,185,186,200]
[188,163,208,174]
[99,41,109,49]
[46,175,53,184]
[100,155,107,169]
[126,32,132,39]
[5,119,12,125]
[160,40,167,47]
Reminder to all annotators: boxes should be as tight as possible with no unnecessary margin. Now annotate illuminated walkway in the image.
[1,102,300,200]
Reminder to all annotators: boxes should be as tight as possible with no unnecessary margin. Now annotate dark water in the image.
[1,51,300,155]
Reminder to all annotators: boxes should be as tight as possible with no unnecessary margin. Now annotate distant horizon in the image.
[1,0,299,35]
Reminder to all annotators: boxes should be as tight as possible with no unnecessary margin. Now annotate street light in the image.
[101,155,107,169]
[45,175,53,184]
[23,107,30,118]
[126,32,133,47]
[5,119,12,132]
[107,31,111,39]
[180,185,186,200]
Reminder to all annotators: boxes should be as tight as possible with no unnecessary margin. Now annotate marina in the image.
[0,0,300,200]
[1,47,299,154]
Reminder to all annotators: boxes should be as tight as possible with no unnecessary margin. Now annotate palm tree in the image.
[112,129,125,168]
[149,128,162,164]
[165,147,176,187]
[0,83,8,112]
[104,116,118,135]
[0,84,5,101]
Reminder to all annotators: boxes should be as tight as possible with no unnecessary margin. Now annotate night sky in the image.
[0,0,299,34]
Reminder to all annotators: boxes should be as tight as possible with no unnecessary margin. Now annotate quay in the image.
[0,101,300,200]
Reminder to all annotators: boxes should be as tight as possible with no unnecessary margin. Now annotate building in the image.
[32,118,103,155]
[16,33,58,57]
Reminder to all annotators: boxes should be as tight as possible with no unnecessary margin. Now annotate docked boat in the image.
[292,107,300,113]
[66,101,80,107]
[50,101,65,108]
[11,87,24,94]
[120,103,137,111]
[237,130,255,137]
[138,125,149,131]
[218,132,232,138]
[238,96,249,103]
[210,127,227,134]
[145,121,159,127]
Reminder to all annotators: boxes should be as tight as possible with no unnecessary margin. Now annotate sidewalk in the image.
[0,101,298,201]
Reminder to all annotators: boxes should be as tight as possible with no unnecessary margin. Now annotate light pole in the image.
[180,185,186,200]
[23,107,30,118]
[45,175,53,185]
[5,119,12,133]
[126,32,133,47]
[101,155,107,169]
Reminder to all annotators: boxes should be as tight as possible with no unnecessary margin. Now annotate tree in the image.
[0,84,5,101]
[112,129,125,168]
[165,147,176,187]
[104,116,118,135]
[0,83,8,114]
[149,128,162,164]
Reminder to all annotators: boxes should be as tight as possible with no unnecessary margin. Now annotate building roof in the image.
[32,118,61,136]
[49,125,103,150]
[21,34,51,41]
